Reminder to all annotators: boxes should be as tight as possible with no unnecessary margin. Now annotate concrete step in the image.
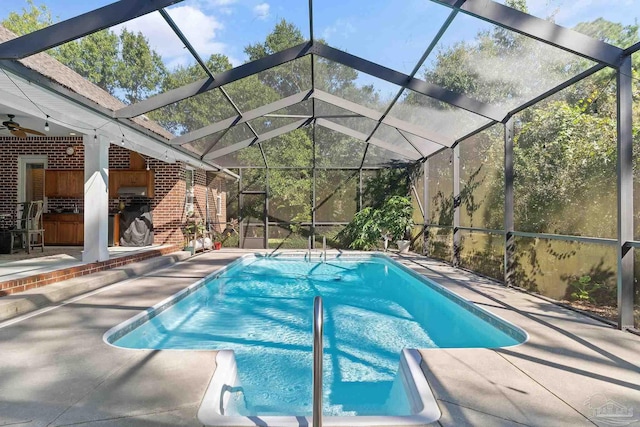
[0,250,191,322]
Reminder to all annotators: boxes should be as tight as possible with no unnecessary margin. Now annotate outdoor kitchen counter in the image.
[43,213,84,245]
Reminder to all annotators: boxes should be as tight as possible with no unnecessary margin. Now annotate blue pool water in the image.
[111,255,524,416]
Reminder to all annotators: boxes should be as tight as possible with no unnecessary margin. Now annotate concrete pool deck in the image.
[0,250,638,426]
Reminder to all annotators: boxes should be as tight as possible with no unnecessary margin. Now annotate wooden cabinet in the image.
[43,213,84,245]
[43,220,57,244]
[109,170,154,198]
[130,152,146,170]
[45,169,155,199]
[76,222,84,243]
[119,171,148,187]
[45,172,57,197]
[57,222,77,244]
[108,173,118,198]
[45,170,84,198]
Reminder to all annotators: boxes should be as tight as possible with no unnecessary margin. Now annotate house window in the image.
[185,168,194,214]
[216,194,222,217]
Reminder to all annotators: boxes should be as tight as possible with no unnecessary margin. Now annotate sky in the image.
[0,0,638,100]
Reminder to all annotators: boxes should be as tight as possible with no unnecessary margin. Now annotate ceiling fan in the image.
[0,114,46,138]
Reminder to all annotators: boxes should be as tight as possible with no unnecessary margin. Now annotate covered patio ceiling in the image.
[0,0,637,172]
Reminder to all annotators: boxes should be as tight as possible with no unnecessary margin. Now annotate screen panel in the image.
[459,230,504,282]
[268,224,311,249]
[166,0,310,64]
[314,55,399,113]
[262,128,313,168]
[513,70,617,238]
[313,0,451,74]
[459,124,504,230]
[514,236,617,323]
[419,13,597,111]
[315,170,359,222]
[492,0,640,50]
[388,90,495,142]
[314,125,367,168]
[362,144,415,168]
[428,149,453,226]
[268,169,312,223]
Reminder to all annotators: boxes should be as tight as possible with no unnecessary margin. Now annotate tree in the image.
[417,3,639,296]
[55,31,120,94]
[2,4,167,104]
[237,20,383,226]
[244,20,310,96]
[2,0,52,35]
[116,29,167,104]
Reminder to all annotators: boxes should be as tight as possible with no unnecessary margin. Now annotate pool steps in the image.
[322,236,327,263]
[305,235,328,263]
[197,348,440,426]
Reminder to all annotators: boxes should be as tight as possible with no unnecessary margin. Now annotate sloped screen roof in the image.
[0,0,637,170]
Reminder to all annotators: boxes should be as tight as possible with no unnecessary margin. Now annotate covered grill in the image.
[119,204,153,247]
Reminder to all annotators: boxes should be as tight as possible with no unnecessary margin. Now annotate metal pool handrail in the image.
[322,236,327,263]
[313,296,324,427]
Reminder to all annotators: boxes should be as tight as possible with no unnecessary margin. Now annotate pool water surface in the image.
[108,254,525,417]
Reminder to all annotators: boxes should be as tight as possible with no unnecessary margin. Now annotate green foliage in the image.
[380,196,415,241]
[2,0,53,35]
[338,166,419,250]
[362,166,419,209]
[244,19,305,60]
[55,30,120,94]
[511,99,617,235]
[183,219,206,236]
[269,165,313,223]
[2,4,167,104]
[573,18,639,47]
[338,196,414,250]
[569,276,603,303]
[221,233,239,248]
[116,29,167,104]
[149,55,236,135]
[337,206,382,250]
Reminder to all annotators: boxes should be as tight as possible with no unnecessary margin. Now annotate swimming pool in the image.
[105,253,526,425]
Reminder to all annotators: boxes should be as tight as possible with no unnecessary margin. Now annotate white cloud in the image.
[322,19,356,41]
[193,0,236,14]
[253,3,270,20]
[113,6,228,69]
[524,0,636,27]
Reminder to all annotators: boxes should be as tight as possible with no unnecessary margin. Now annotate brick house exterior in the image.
[0,136,227,247]
[0,23,233,249]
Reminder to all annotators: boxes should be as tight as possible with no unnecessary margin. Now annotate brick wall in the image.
[0,136,83,228]
[107,145,144,213]
[0,244,182,296]
[149,159,186,246]
[185,170,229,235]
[193,168,207,220]
[0,137,228,247]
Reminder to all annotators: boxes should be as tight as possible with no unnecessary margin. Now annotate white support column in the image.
[83,134,110,262]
